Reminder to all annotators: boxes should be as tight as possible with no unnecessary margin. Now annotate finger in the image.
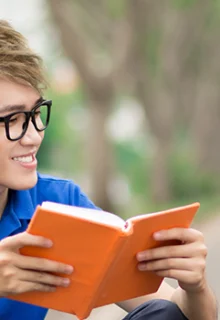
[15,255,74,275]
[137,243,194,261]
[11,281,57,295]
[18,269,71,287]
[153,269,198,284]
[0,232,53,251]
[153,228,204,244]
[138,258,195,272]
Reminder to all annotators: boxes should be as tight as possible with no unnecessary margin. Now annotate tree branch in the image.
[48,0,99,89]
[72,0,113,49]
[127,0,159,131]
[110,18,133,86]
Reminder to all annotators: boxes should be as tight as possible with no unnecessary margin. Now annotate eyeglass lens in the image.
[8,103,49,140]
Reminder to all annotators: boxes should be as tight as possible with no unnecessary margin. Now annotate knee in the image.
[154,299,188,319]
[123,299,188,320]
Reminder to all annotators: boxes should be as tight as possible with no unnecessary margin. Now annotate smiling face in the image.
[0,78,45,191]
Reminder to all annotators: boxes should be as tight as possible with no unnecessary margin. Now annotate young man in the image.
[0,20,217,320]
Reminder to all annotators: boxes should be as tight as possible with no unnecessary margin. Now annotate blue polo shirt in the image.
[0,173,97,320]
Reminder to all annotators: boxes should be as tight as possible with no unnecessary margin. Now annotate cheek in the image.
[0,136,13,161]
[0,138,16,169]
[0,126,6,140]
[0,139,15,181]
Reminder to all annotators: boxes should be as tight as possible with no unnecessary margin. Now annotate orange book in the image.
[8,202,200,319]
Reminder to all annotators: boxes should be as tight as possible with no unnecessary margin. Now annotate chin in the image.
[10,172,38,190]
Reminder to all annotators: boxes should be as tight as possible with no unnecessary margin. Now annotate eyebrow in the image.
[0,97,44,114]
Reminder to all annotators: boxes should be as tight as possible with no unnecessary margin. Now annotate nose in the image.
[19,119,44,146]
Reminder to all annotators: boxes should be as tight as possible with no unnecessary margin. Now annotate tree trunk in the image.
[129,0,179,203]
[48,0,116,211]
[86,94,114,212]
[193,77,220,173]
[151,139,172,203]
[192,26,220,173]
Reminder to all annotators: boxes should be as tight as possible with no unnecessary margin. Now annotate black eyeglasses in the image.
[0,99,52,141]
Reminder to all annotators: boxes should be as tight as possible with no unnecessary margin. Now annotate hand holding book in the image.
[7,202,200,319]
[137,227,207,294]
[0,232,73,296]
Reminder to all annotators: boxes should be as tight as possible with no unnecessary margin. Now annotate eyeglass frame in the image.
[0,99,52,141]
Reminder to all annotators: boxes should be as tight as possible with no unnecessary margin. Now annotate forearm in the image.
[171,282,217,320]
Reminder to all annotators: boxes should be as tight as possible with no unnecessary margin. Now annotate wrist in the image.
[171,278,209,309]
[181,277,208,295]
[171,282,217,320]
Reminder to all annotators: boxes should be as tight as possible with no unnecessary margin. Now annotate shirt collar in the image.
[10,189,35,220]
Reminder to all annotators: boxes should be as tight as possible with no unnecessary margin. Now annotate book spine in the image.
[79,233,127,319]
[93,229,132,309]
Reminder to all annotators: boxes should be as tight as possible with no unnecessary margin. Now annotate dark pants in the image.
[123,299,188,320]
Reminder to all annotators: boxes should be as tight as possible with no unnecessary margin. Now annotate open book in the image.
[9,201,200,319]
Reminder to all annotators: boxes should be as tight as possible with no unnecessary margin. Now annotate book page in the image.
[42,202,126,229]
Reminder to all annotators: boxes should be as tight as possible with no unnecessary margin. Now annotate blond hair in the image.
[0,20,48,94]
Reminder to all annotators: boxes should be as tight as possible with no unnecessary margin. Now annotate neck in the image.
[0,187,8,219]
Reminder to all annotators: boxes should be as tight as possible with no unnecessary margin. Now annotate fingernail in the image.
[136,252,146,261]
[45,240,53,247]
[62,278,70,286]
[138,264,146,271]
[154,232,162,240]
[136,253,141,261]
[65,266,74,274]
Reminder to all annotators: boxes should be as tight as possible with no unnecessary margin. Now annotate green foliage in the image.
[38,86,85,171]
[171,0,198,10]
[205,0,220,29]
[38,92,220,223]
[41,0,220,223]
[105,0,127,19]
[120,146,220,221]
[169,151,219,201]
[114,141,149,195]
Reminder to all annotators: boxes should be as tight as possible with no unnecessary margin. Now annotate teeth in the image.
[13,156,33,163]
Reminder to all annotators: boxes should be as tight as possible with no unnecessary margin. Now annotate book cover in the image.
[8,202,200,319]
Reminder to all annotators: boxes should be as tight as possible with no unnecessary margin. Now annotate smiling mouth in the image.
[12,154,35,163]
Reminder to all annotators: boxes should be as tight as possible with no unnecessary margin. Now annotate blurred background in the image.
[1,0,220,318]
[2,0,220,220]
